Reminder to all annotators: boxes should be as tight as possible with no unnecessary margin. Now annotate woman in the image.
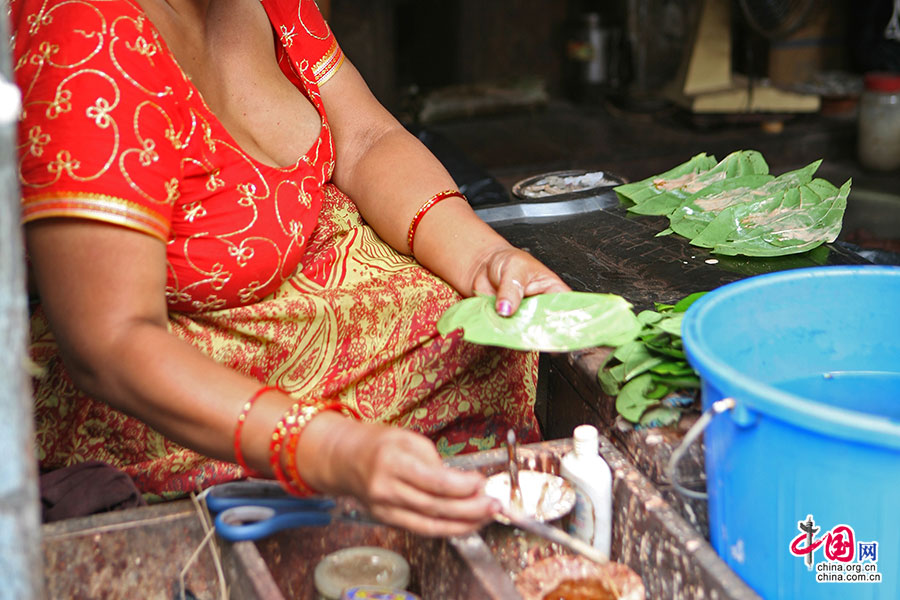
[12,0,569,536]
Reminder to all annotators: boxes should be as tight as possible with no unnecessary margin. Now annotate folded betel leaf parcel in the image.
[614,152,850,258]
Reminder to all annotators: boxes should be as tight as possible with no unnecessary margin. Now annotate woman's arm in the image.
[26,219,498,536]
[324,61,570,314]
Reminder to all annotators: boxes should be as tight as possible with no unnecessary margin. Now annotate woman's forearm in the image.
[332,124,515,297]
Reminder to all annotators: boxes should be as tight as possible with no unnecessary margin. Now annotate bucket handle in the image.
[666,397,736,500]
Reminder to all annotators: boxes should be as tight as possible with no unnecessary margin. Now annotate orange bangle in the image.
[270,403,311,496]
[234,385,277,475]
[284,402,362,496]
[407,189,465,255]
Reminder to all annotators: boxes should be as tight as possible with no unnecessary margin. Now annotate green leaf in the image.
[691,176,850,257]
[613,341,666,381]
[637,310,664,325]
[615,373,659,422]
[437,292,641,352]
[599,363,626,396]
[654,314,685,336]
[672,291,707,313]
[614,152,718,205]
[650,361,696,376]
[650,374,701,389]
[668,174,774,239]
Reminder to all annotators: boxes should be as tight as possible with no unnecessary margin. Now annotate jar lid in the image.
[314,546,411,600]
[864,72,900,93]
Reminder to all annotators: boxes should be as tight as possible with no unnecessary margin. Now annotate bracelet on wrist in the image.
[407,189,466,256]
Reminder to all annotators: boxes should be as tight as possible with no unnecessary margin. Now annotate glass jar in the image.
[858,72,900,171]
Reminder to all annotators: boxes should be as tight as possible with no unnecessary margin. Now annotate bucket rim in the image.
[682,265,900,450]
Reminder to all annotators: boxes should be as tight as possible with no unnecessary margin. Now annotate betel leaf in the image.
[615,373,659,422]
[694,178,850,257]
[599,363,627,397]
[614,152,717,206]
[667,161,821,241]
[672,291,707,313]
[436,292,641,352]
[622,150,770,216]
[668,174,774,239]
[654,313,685,336]
[611,341,666,382]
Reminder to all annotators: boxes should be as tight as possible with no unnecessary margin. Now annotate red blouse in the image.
[12,0,343,312]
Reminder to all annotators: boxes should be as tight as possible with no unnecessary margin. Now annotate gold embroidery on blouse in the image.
[31,40,57,66]
[279,24,296,48]
[45,86,70,118]
[298,0,329,41]
[183,200,206,222]
[27,6,53,36]
[109,15,173,99]
[138,137,157,166]
[206,168,224,192]
[228,243,255,267]
[86,97,113,128]
[126,36,157,63]
[192,294,227,312]
[48,149,79,177]
[27,125,50,156]
[238,281,265,304]
[164,177,179,204]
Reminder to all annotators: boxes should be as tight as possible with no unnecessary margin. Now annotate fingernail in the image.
[497,300,513,317]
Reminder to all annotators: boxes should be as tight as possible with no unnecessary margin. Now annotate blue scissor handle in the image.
[205,480,334,513]
[214,501,337,542]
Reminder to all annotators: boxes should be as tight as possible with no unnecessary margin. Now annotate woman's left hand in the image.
[469,244,571,317]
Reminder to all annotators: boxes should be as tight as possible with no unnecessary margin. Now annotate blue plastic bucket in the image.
[682,265,900,600]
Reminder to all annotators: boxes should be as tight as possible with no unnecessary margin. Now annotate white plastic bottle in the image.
[560,424,612,556]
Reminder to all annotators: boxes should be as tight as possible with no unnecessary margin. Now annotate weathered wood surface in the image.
[0,5,44,597]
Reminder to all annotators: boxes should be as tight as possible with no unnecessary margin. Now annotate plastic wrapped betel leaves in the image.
[614,150,851,257]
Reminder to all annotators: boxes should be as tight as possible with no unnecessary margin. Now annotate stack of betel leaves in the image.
[597,292,706,429]
[614,150,851,257]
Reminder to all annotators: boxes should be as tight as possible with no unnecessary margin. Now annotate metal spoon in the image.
[505,429,523,512]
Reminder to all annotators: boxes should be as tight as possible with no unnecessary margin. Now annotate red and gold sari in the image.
[13,0,540,499]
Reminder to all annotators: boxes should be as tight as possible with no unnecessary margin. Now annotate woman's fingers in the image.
[474,248,570,315]
[338,425,500,536]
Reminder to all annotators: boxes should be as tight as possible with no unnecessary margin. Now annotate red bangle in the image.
[281,402,363,497]
[234,385,277,475]
[407,189,465,255]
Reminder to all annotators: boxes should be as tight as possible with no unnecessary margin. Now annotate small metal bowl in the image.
[511,169,625,201]
[484,470,575,522]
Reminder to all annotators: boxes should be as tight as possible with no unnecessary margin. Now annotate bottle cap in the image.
[572,424,599,456]
[864,72,900,93]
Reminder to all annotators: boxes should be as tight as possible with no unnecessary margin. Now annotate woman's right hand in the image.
[300,413,499,537]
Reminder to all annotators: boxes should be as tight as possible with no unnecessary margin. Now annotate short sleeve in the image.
[12,0,184,242]
[264,0,344,86]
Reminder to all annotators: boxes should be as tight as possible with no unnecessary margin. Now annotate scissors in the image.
[206,480,366,542]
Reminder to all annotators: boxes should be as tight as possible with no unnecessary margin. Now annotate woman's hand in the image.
[302,414,499,537]
[469,244,571,316]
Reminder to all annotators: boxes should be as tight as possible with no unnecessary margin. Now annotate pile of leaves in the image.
[614,150,851,257]
[598,292,705,429]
